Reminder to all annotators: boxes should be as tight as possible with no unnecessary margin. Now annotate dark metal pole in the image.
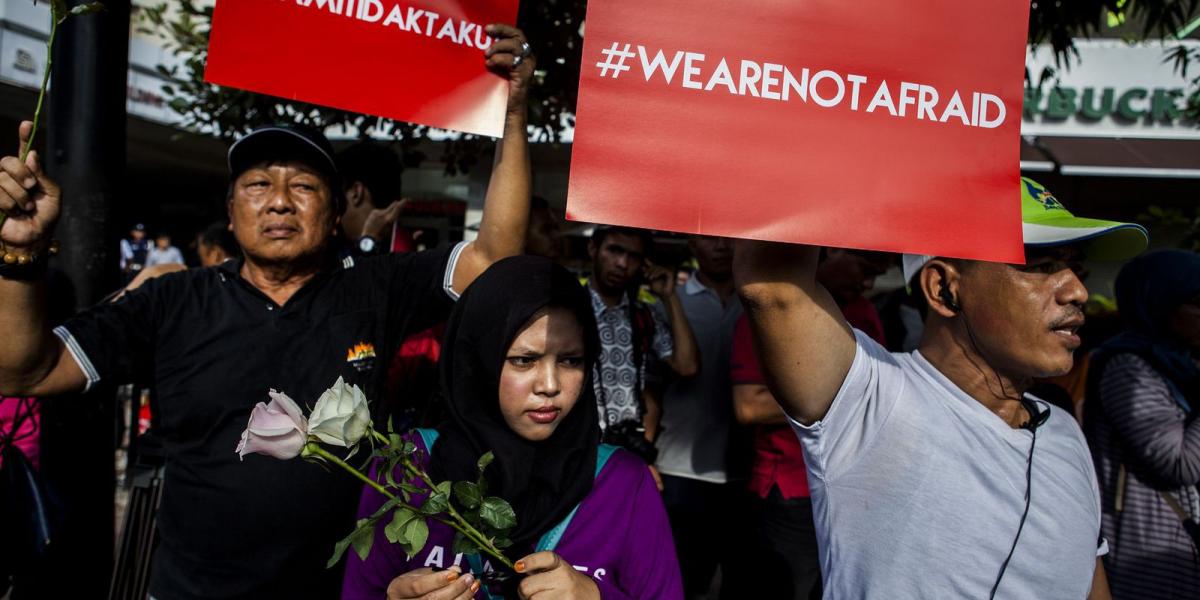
[48,0,130,309]
[32,1,131,598]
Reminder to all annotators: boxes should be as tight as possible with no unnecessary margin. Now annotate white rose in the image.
[308,376,371,448]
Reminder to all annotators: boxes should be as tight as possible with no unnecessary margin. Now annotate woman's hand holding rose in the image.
[516,552,600,600]
[387,567,480,600]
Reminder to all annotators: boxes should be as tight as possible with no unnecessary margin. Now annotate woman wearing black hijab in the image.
[1085,249,1200,599]
[344,256,683,600]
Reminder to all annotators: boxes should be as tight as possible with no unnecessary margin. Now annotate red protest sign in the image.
[567,1,1031,263]
[205,0,517,138]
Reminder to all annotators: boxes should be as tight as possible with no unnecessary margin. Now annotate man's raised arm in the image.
[451,24,535,294]
[0,121,85,397]
[733,240,855,425]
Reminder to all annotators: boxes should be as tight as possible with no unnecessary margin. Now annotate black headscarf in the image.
[1092,250,1200,413]
[430,256,601,549]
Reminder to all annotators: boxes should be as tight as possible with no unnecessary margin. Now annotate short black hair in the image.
[199,221,241,258]
[336,142,402,209]
[591,225,653,251]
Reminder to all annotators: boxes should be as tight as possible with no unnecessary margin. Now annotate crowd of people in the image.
[0,22,1198,600]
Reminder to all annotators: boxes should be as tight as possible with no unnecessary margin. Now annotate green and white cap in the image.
[902,177,1149,283]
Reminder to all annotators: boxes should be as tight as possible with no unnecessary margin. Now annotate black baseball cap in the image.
[227,124,344,209]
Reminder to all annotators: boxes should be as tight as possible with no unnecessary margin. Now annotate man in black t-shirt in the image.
[0,25,536,600]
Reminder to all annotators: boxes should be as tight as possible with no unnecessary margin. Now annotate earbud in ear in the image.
[940,286,960,313]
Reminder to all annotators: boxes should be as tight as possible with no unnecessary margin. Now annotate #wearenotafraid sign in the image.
[567,0,1031,263]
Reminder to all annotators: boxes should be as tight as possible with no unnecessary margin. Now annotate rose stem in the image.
[307,442,514,569]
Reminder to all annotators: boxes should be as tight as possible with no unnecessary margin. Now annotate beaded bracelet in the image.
[0,239,59,279]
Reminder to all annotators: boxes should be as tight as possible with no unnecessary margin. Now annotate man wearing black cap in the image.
[0,24,536,600]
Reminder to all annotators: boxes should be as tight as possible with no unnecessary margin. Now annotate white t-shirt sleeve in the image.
[789,328,907,482]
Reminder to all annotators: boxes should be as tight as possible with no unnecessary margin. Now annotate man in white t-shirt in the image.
[734,178,1148,599]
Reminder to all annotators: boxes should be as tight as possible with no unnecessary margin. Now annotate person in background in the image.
[878,264,929,352]
[196,221,240,267]
[729,249,893,600]
[145,233,184,267]
[119,223,150,283]
[525,196,563,261]
[336,141,407,258]
[815,248,893,343]
[654,235,749,599]
[587,226,697,468]
[736,177,1147,599]
[344,257,683,600]
[1085,249,1200,599]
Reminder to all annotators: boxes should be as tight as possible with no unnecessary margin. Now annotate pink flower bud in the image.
[235,390,309,460]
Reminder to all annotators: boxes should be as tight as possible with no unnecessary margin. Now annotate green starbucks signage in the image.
[1024,86,1189,123]
[1023,40,1199,139]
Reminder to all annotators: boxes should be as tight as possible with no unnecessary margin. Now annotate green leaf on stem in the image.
[368,496,403,521]
[350,519,375,561]
[400,517,429,558]
[477,451,495,473]
[479,497,517,530]
[451,531,479,555]
[49,0,67,19]
[384,507,418,544]
[69,2,104,17]
[453,481,481,509]
[384,460,399,489]
[422,488,450,515]
[328,518,374,568]
[327,536,352,569]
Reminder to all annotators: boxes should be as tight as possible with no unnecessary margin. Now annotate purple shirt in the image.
[342,434,683,600]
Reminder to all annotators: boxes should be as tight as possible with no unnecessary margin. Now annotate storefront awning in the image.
[1020,136,1200,179]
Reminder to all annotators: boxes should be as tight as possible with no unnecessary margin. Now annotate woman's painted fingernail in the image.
[515,561,526,573]
[446,571,460,582]
[471,580,481,593]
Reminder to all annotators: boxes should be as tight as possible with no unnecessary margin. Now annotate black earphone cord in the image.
[989,425,1037,599]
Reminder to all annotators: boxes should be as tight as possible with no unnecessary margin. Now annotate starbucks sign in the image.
[1023,39,1199,139]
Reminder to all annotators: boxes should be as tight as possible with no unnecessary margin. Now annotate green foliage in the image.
[453,481,482,509]
[68,2,104,18]
[1139,204,1200,251]
[1026,1,1200,120]
[477,451,495,473]
[479,496,518,530]
[328,517,377,567]
[383,507,429,558]
[320,429,517,570]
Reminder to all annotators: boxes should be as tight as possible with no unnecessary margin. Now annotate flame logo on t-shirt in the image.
[347,342,376,362]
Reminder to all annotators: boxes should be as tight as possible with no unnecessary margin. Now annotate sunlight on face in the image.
[228,161,339,266]
[498,307,587,442]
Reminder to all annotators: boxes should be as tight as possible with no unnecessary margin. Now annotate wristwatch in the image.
[357,235,379,256]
